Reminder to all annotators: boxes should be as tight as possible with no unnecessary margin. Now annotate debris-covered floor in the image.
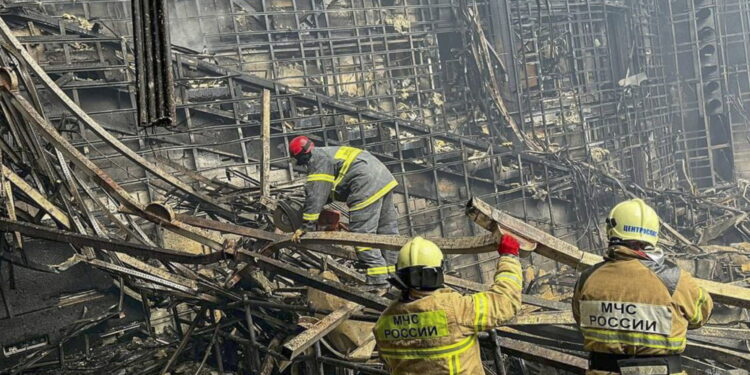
[0,0,749,374]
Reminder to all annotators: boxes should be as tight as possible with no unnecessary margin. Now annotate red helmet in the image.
[289,136,314,156]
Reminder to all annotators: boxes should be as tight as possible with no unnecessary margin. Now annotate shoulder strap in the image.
[576,261,608,292]
[639,259,681,296]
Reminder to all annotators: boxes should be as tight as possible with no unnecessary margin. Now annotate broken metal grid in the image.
[8,0,746,281]
[661,0,736,189]
[0,4,589,284]
[503,0,678,190]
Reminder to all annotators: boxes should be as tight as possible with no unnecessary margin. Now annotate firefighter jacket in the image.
[301,146,398,230]
[572,245,713,356]
[373,255,523,375]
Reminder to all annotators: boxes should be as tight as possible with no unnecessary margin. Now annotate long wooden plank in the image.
[260,89,271,198]
[466,197,750,309]
[1,165,70,228]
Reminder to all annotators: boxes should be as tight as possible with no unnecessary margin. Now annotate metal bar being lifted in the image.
[466,197,750,309]
[177,213,497,254]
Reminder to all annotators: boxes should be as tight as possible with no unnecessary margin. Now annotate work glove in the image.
[291,228,306,243]
[497,234,520,257]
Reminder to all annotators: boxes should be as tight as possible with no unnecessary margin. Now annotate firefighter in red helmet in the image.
[289,136,399,288]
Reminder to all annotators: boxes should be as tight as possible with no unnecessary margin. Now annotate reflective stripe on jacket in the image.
[373,256,522,375]
[572,245,713,356]
[302,146,397,229]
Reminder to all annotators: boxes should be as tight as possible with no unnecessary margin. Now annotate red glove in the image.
[498,234,520,257]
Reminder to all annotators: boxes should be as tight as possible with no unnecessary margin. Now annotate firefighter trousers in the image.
[349,191,399,284]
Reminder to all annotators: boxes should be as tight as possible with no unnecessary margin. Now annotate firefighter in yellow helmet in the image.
[572,199,713,375]
[373,235,523,375]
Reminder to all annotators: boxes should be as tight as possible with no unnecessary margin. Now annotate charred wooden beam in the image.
[281,301,362,360]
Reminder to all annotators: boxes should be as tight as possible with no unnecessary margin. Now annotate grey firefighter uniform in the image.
[301,146,399,284]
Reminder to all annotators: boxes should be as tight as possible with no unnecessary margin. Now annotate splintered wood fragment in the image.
[1,165,70,228]
[281,301,362,360]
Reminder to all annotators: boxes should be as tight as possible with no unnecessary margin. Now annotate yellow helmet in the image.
[606,198,660,246]
[394,237,444,290]
[397,236,444,270]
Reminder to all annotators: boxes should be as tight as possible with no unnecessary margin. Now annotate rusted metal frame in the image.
[2,38,98,239]
[281,301,362,361]
[153,155,241,198]
[0,95,100,259]
[210,310,225,373]
[84,258,196,295]
[239,250,389,311]
[0,218,223,265]
[466,197,750,309]
[4,90,224,250]
[0,52,57,185]
[0,20,236,220]
[70,170,153,247]
[7,167,197,290]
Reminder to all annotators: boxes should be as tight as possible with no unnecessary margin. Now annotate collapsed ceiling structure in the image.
[0,0,749,374]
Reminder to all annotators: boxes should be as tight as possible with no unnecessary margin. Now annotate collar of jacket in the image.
[606,245,650,261]
[606,245,666,265]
